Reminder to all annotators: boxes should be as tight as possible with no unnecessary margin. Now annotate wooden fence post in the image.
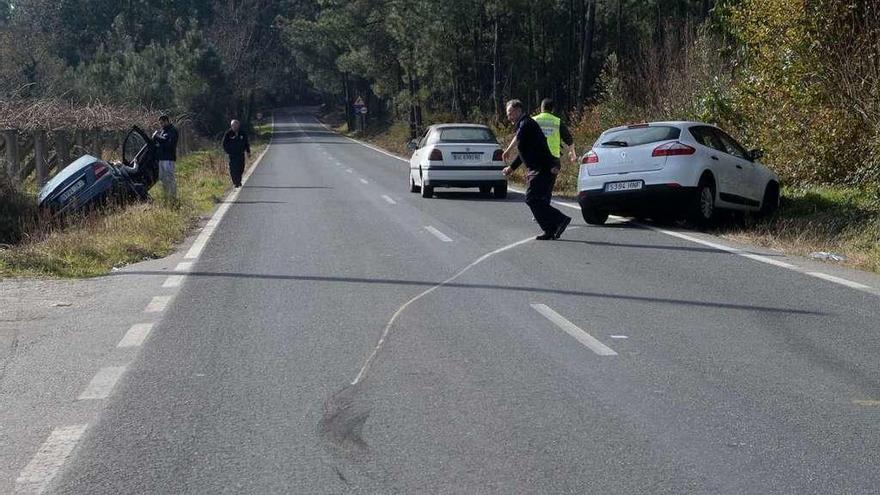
[54,130,72,172]
[33,130,49,186]
[93,128,103,158]
[74,129,86,156]
[3,129,19,181]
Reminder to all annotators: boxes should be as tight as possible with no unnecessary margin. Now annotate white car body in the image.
[576,121,780,224]
[408,124,508,198]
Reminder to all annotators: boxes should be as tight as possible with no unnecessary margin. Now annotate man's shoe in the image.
[536,232,554,241]
[554,216,572,239]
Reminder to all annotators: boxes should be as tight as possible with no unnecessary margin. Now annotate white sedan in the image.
[408,124,508,198]
[577,122,780,225]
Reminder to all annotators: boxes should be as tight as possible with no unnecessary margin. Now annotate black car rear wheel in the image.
[582,206,609,225]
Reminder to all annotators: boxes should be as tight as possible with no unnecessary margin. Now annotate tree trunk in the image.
[577,0,597,105]
[493,14,503,121]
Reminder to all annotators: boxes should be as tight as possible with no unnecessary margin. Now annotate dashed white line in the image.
[15,424,88,494]
[144,296,171,313]
[117,323,154,348]
[531,304,618,356]
[77,366,127,400]
[162,275,184,288]
[359,178,369,184]
[610,335,629,340]
[346,168,354,173]
[425,226,453,242]
[382,195,397,205]
[175,261,194,272]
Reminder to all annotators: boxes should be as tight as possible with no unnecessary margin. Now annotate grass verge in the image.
[0,146,264,278]
[350,117,880,274]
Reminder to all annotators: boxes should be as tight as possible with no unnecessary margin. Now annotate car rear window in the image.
[438,127,497,143]
[599,126,681,147]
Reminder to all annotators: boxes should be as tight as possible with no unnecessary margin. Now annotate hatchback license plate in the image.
[452,152,482,161]
[605,180,643,192]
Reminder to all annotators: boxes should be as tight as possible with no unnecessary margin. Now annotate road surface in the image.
[36,108,880,493]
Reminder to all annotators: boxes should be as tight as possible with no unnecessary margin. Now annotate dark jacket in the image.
[154,124,179,161]
[222,129,251,158]
[510,115,556,174]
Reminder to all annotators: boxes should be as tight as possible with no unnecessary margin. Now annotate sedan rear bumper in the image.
[578,184,697,215]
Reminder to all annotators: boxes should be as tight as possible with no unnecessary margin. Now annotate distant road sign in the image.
[354,96,366,107]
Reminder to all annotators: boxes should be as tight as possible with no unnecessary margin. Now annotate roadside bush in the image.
[0,172,37,245]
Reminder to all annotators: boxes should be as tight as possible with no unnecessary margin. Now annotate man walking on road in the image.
[153,114,179,201]
[502,99,572,240]
[223,119,251,188]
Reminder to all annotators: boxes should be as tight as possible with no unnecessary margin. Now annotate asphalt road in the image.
[45,108,880,494]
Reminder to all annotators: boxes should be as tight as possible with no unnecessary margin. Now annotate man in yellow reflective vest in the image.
[533,98,576,184]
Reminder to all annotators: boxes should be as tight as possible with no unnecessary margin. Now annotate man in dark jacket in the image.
[502,99,572,240]
[222,119,251,188]
[153,114,179,200]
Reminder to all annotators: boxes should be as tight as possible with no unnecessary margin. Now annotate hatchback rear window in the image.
[438,127,497,143]
[599,126,680,147]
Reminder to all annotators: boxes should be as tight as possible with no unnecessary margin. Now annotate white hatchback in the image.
[408,124,508,198]
[577,122,780,225]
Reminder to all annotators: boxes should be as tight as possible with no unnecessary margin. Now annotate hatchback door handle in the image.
[711,155,719,161]
[736,165,743,169]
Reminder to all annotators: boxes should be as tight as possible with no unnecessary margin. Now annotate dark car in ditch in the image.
[38,126,159,215]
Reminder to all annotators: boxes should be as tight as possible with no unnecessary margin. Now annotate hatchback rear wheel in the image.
[691,178,717,226]
[582,207,609,225]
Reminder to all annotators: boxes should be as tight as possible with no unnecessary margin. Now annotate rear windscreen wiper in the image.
[601,140,629,147]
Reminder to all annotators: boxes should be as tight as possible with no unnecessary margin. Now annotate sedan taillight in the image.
[582,150,599,165]
[93,162,109,179]
[652,142,696,157]
[493,149,504,161]
[428,149,443,161]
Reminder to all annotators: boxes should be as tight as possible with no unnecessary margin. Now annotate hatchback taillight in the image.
[493,149,503,161]
[652,142,696,157]
[93,163,109,179]
[429,149,443,161]
[582,150,599,165]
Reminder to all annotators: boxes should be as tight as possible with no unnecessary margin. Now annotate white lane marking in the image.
[346,168,354,173]
[531,304,618,356]
[162,275,184,288]
[15,425,89,494]
[610,335,629,339]
[806,272,872,290]
[144,296,171,313]
[117,323,154,348]
[352,236,535,385]
[425,226,453,242]
[175,262,194,272]
[77,366,127,400]
[382,195,397,205]
[321,116,879,296]
[184,118,273,260]
[359,178,369,184]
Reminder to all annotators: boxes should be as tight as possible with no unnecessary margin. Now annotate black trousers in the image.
[525,170,569,234]
[229,155,245,186]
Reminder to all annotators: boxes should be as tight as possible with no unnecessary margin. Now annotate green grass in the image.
[0,146,264,278]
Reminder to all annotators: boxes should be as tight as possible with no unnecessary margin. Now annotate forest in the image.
[1,0,879,187]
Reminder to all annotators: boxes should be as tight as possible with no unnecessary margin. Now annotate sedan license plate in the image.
[605,180,643,192]
[59,179,86,203]
[452,152,482,161]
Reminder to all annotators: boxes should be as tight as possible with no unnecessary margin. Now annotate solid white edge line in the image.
[117,323,154,348]
[806,272,872,290]
[425,226,453,242]
[359,178,369,184]
[162,275,184,288]
[382,195,397,205]
[531,303,618,356]
[144,296,171,313]
[15,424,89,494]
[319,116,878,296]
[77,366,127,400]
